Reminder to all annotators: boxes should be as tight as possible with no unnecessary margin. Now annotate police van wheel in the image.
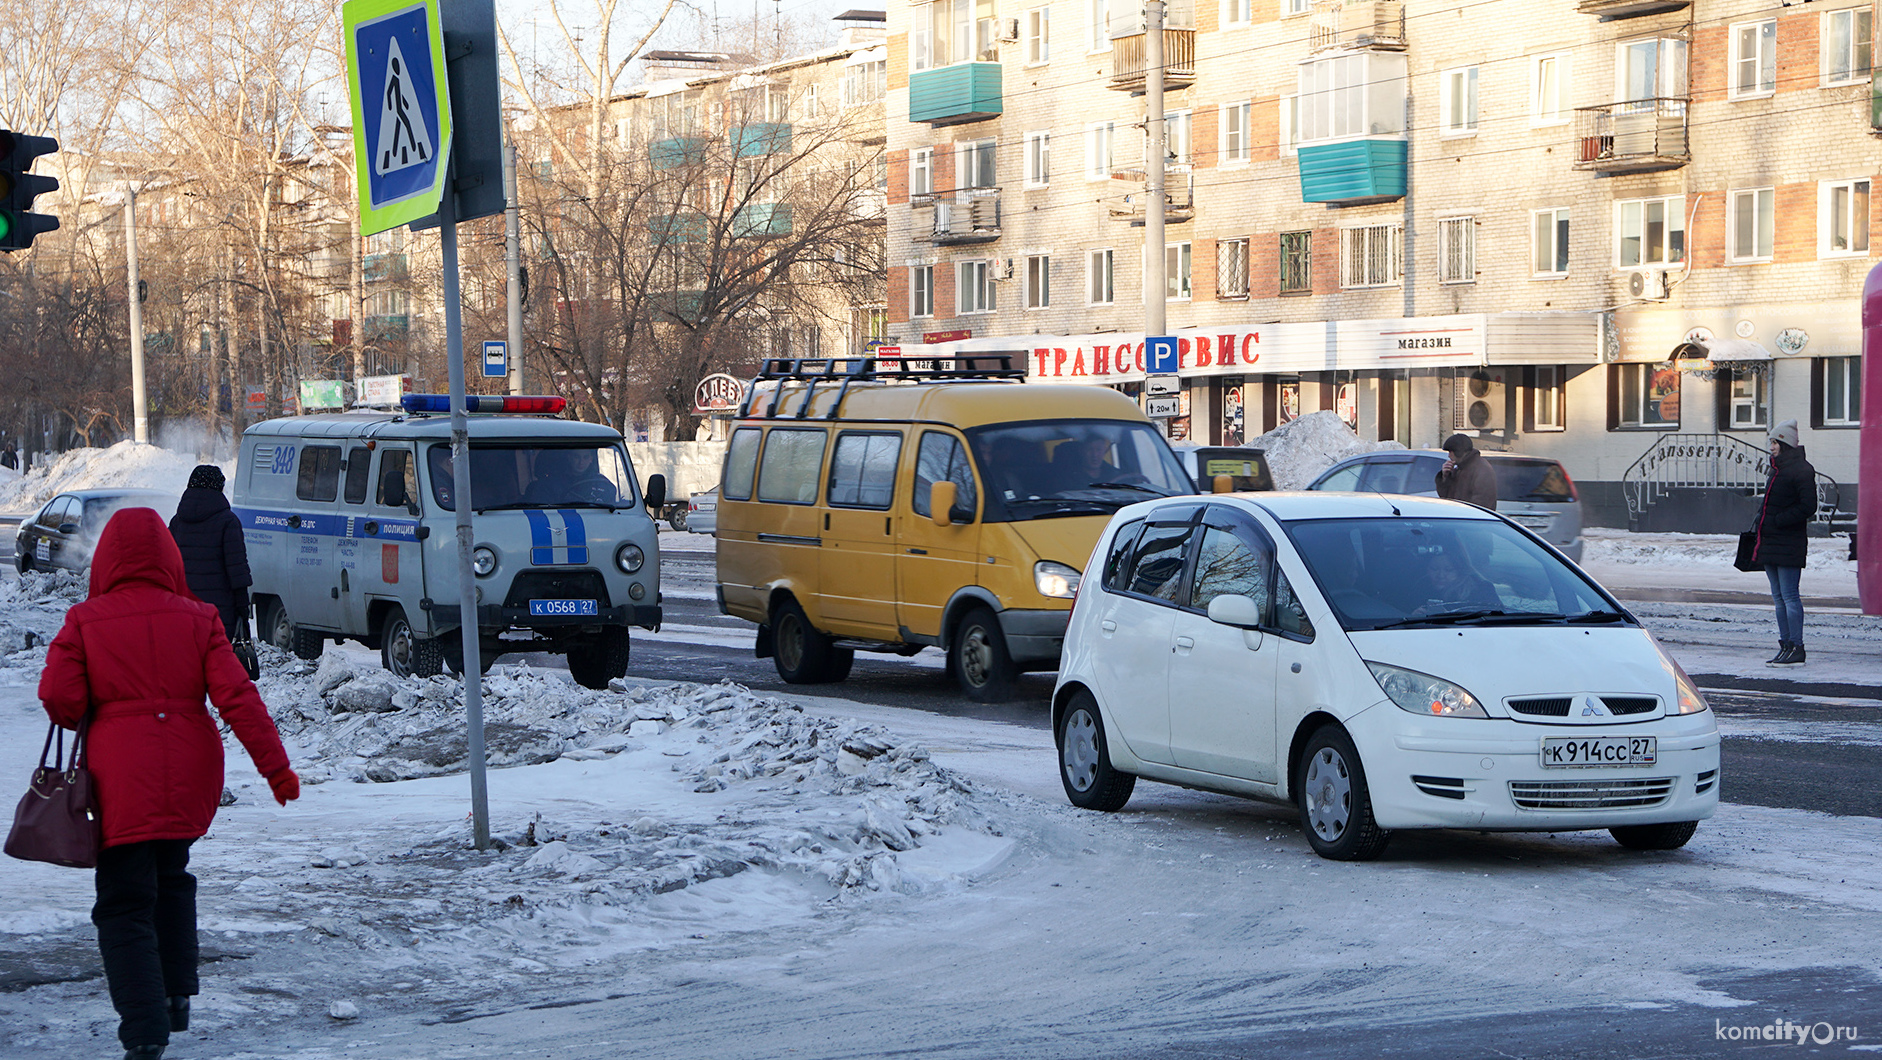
[442,633,497,677]
[265,600,324,662]
[567,627,631,690]
[381,610,443,679]
[772,599,837,684]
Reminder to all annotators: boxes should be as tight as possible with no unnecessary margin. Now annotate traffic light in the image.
[0,129,60,252]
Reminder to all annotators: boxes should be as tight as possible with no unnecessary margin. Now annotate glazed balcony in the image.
[1573,98,1690,174]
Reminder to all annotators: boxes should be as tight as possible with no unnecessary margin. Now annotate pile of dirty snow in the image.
[0,441,218,515]
[0,570,87,672]
[1252,410,1403,490]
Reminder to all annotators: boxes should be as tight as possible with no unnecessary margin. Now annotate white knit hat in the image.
[1768,419,1800,448]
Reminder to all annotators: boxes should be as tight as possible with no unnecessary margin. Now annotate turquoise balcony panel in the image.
[734,122,793,157]
[734,202,793,238]
[908,63,1002,126]
[652,213,709,243]
[650,136,708,169]
[1297,139,1407,204]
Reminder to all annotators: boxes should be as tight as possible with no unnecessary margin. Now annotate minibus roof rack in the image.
[738,355,1026,420]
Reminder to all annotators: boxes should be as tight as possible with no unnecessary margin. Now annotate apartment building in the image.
[884,0,1872,528]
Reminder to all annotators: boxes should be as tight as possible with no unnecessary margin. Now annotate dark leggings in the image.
[93,839,198,1048]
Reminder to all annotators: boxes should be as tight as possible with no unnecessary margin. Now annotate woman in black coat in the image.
[167,464,252,640]
[1749,420,1815,666]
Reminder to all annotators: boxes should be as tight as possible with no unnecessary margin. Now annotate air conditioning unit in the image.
[1627,268,1670,301]
[997,17,1020,42]
[993,257,1014,280]
[1454,368,1508,432]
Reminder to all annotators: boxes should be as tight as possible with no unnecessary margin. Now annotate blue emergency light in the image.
[400,394,568,415]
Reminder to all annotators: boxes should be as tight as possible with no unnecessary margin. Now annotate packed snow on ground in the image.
[0,441,219,516]
[1248,410,1404,490]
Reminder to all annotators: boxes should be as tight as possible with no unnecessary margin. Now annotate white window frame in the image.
[1216,237,1250,299]
[1617,362,1680,428]
[1297,52,1408,143]
[1438,216,1476,285]
[1024,253,1051,309]
[1165,241,1192,301]
[911,264,935,318]
[1531,53,1570,126]
[1729,19,1777,99]
[958,259,996,314]
[1026,6,1051,65]
[1617,38,1688,107]
[1820,177,1871,256]
[1085,121,1115,180]
[1224,0,1251,27]
[1088,248,1115,305]
[910,148,933,199]
[1823,7,1874,86]
[1532,206,1570,277]
[1728,368,1770,429]
[1340,224,1403,288]
[1532,365,1565,430]
[1440,66,1479,137]
[1614,196,1686,268]
[1023,131,1051,187]
[1280,94,1299,157]
[1221,101,1251,164]
[1283,0,1308,15]
[1727,187,1775,263]
[958,138,997,189]
[1088,0,1110,53]
[1163,110,1192,165]
[1823,356,1862,424]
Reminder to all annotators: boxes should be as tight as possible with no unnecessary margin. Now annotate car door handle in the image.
[906,548,928,555]
[1174,635,1195,654]
[1100,620,1116,634]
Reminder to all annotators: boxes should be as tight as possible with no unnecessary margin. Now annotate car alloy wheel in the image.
[1303,746,1353,845]
[1055,689,1134,811]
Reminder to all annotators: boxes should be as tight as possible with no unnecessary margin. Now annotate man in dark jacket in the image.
[1434,434,1498,510]
[167,465,252,640]
[1750,419,1816,666]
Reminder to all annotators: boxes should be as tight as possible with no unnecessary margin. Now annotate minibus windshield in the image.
[966,420,1193,522]
[427,443,638,512]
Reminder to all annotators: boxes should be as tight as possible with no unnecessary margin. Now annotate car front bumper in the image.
[999,607,1072,664]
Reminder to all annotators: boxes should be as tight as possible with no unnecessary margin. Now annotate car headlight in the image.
[472,546,497,577]
[1366,662,1489,718]
[1651,636,1710,714]
[616,542,645,574]
[1034,560,1082,599]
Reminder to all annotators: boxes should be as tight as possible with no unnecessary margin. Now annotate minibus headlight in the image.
[1034,561,1082,599]
[1366,662,1489,718]
[472,546,497,577]
[616,543,645,574]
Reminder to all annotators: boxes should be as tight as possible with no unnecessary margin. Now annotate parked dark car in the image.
[1306,450,1584,562]
[1169,445,1275,494]
[15,489,181,574]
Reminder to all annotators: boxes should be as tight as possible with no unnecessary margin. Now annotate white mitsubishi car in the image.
[1053,492,1719,861]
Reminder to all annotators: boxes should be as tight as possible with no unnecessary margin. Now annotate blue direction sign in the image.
[345,0,453,236]
[482,340,507,378]
[1147,335,1180,374]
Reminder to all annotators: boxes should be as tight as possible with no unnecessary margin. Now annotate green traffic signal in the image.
[0,129,59,252]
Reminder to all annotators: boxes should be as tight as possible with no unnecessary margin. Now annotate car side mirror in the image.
[644,474,667,512]
[1212,474,1233,494]
[929,481,958,527]
[58,522,78,535]
[1206,593,1263,629]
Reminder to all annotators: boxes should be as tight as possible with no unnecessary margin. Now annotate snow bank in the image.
[1252,410,1404,490]
[0,441,220,515]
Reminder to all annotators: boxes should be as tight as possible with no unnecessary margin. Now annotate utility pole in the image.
[125,184,150,444]
[1144,0,1169,436]
[503,137,525,394]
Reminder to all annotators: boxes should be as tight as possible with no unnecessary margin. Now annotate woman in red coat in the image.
[39,507,299,1060]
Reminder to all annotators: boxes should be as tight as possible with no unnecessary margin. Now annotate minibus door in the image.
[894,431,983,645]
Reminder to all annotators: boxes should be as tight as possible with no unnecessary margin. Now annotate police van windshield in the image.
[426,444,638,512]
[965,420,1193,522]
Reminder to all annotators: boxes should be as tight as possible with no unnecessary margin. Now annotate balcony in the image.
[362,252,408,282]
[910,190,1001,245]
[1297,138,1406,204]
[1573,99,1690,174]
[733,122,792,157]
[1308,0,1406,53]
[908,63,1002,126]
[649,136,708,170]
[1576,0,1689,19]
[1108,168,1194,224]
[651,212,709,243]
[1107,30,1196,92]
[732,202,793,238]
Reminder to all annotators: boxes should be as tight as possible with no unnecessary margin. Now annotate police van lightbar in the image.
[400,394,568,415]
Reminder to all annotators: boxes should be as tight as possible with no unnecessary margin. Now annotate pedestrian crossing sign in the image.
[345,0,453,236]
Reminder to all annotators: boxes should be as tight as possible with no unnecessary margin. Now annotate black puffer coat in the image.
[168,485,253,632]
[1750,445,1816,569]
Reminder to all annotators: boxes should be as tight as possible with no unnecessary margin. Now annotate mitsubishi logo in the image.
[1582,696,1606,717]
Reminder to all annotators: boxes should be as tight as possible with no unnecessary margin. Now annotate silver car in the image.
[1305,450,1584,562]
[686,486,718,535]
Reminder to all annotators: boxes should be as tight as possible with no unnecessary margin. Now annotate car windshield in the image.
[965,420,1193,522]
[1283,517,1622,632]
[1492,459,1574,502]
[426,443,638,512]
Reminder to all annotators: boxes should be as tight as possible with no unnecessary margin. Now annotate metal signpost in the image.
[346,0,497,850]
[482,340,507,378]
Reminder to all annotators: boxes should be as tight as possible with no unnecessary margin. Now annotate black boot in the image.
[1765,642,1793,665]
[1775,643,1806,666]
[124,1045,165,1060]
[167,996,189,1032]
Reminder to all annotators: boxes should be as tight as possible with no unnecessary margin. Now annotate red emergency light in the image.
[400,394,568,415]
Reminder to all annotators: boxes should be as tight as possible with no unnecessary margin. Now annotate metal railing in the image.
[1573,98,1690,172]
[1308,0,1406,52]
[1108,30,1196,90]
[909,189,1001,244]
[1622,432,1843,527]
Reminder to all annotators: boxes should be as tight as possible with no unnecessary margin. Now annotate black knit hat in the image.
[1441,433,1476,455]
[188,464,226,491]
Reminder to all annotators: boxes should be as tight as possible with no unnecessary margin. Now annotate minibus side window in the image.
[377,450,415,509]
[723,428,760,501]
[755,428,827,505]
[912,432,978,520]
[827,431,902,510]
[343,448,373,505]
[296,446,342,503]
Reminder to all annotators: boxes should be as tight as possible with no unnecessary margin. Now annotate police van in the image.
[233,394,665,688]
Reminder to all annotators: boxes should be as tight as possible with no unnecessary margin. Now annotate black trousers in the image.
[93,838,198,1048]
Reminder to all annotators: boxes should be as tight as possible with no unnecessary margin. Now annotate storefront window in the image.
[1222,382,1246,445]
[1278,380,1301,423]
[1617,363,1679,427]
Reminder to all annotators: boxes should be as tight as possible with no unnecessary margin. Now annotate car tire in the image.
[772,598,837,684]
[1057,690,1135,811]
[567,627,632,690]
[1609,821,1698,851]
[949,607,1017,702]
[667,508,688,532]
[825,646,855,683]
[264,599,324,661]
[14,548,30,574]
[1297,724,1390,861]
[441,632,498,678]
[380,609,443,678]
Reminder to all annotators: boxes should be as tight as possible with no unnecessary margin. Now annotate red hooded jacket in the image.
[38,507,293,847]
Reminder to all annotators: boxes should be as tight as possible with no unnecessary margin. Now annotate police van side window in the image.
[376,450,415,509]
[296,446,342,503]
[756,428,828,505]
[344,448,372,505]
[827,432,902,509]
[723,428,760,501]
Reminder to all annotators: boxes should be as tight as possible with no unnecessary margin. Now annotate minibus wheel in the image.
[1296,724,1389,861]
[949,607,1016,702]
[772,598,839,684]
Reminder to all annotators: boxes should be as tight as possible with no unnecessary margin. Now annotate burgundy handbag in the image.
[5,716,102,869]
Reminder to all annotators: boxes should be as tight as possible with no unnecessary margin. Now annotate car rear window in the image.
[1493,460,1573,502]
